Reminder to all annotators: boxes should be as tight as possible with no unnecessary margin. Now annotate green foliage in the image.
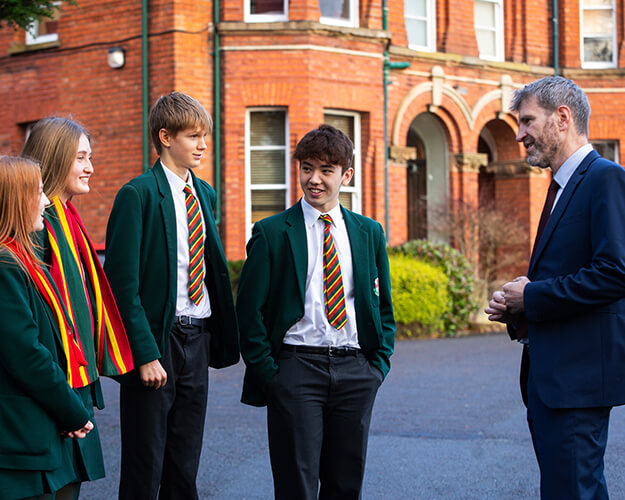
[390,239,477,336]
[227,259,245,298]
[389,254,449,337]
[0,0,76,32]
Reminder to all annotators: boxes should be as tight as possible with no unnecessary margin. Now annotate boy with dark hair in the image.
[104,91,239,500]
[237,123,395,499]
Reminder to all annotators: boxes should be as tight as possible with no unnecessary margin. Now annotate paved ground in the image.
[81,333,625,499]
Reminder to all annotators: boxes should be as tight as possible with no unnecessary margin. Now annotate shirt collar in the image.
[300,197,343,228]
[161,161,194,192]
[553,143,593,190]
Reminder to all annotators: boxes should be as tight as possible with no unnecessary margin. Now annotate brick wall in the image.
[1,0,624,273]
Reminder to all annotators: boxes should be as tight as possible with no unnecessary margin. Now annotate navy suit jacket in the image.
[523,150,625,408]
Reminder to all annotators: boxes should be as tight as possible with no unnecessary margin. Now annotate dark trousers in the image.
[527,369,611,500]
[119,323,210,500]
[266,348,383,500]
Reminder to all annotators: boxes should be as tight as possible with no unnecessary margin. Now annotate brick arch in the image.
[471,97,517,136]
[234,81,297,107]
[429,96,464,153]
[479,118,522,161]
[391,89,464,153]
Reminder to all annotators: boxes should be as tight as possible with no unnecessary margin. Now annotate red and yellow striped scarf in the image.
[4,239,88,387]
[45,197,134,383]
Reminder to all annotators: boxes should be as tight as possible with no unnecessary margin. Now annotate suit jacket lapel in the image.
[189,170,222,262]
[529,150,596,275]
[285,202,308,303]
[342,207,369,308]
[152,160,178,300]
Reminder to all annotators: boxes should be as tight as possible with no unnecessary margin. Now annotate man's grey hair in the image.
[510,76,590,137]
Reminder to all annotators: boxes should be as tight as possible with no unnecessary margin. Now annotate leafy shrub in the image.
[389,239,477,336]
[389,254,450,337]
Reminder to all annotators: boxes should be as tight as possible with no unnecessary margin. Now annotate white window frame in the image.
[244,0,288,23]
[319,0,359,28]
[245,108,290,239]
[474,0,504,62]
[324,110,362,214]
[26,1,60,45]
[580,0,617,69]
[405,0,436,52]
[591,140,620,163]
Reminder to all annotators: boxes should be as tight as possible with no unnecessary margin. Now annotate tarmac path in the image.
[81,333,625,499]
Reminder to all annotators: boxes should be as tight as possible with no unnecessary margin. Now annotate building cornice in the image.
[218,21,389,44]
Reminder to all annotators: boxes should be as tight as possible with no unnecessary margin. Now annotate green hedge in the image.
[229,237,476,336]
[389,239,476,336]
[389,254,449,337]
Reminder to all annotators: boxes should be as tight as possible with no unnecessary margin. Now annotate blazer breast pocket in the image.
[557,210,585,227]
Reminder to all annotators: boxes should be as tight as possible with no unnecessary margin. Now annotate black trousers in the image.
[266,348,383,500]
[119,322,210,500]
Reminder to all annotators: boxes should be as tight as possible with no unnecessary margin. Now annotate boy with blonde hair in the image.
[105,92,239,499]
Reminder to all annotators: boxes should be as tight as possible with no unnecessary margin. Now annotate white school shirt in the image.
[161,163,211,319]
[282,198,359,348]
[551,143,594,212]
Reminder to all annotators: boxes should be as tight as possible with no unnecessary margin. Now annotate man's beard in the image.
[526,126,559,168]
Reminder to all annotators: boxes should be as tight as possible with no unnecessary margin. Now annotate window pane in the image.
[592,141,617,161]
[475,1,495,27]
[27,5,60,42]
[339,191,352,210]
[476,29,496,57]
[406,19,427,47]
[251,190,285,223]
[250,112,286,146]
[319,0,349,19]
[40,18,59,37]
[583,0,613,6]
[251,0,284,14]
[324,114,354,141]
[583,9,613,35]
[406,0,426,17]
[250,150,285,184]
[324,113,355,187]
[584,37,613,62]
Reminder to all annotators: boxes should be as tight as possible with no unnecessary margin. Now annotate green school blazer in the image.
[0,252,89,471]
[104,160,239,380]
[237,201,396,407]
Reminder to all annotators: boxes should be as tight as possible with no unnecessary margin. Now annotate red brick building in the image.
[1,0,624,275]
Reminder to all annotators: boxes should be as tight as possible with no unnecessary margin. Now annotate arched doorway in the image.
[406,112,449,241]
[477,119,521,285]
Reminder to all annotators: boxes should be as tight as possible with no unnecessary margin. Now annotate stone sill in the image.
[8,40,61,55]
[562,67,625,78]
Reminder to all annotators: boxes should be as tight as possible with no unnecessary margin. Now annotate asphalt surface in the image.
[81,333,625,499]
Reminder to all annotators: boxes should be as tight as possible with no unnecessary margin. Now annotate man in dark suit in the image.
[237,124,395,499]
[486,76,625,499]
[104,92,239,500]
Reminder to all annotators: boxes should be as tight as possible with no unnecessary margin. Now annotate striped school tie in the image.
[319,214,347,330]
[184,185,205,306]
